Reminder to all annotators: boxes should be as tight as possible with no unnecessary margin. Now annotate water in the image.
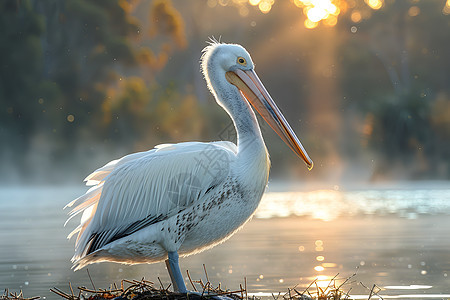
[1,184,450,299]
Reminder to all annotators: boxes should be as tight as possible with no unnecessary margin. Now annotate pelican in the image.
[65,41,313,294]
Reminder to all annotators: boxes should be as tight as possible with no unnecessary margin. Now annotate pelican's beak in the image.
[226,69,313,170]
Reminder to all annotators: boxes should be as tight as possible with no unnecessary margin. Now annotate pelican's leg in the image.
[166,251,187,293]
[165,251,234,299]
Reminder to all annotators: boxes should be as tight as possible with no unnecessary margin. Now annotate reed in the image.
[4,267,384,300]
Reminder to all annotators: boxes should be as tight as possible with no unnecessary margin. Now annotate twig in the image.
[368,284,375,300]
[203,264,210,283]
[360,282,384,300]
[86,269,96,291]
[157,277,166,291]
[49,287,71,299]
[215,288,246,296]
[78,286,121,294]
[122,283,139,295]
[337,267,359,290]
[302,278,317,295]
[244,277,248,300]
[344,287,353,300]
[69,282,74,299]
[187,269,198,292]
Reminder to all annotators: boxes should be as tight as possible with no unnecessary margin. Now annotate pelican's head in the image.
[202,43,254,76]
[201,41,313,170]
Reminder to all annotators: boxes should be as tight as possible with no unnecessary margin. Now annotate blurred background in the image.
[1,1,450,298]
[1,0,449,185]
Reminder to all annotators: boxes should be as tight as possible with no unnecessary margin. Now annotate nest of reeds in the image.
[51,277,245,300]
[51,266,246,300]
[49,268,384,300]
[4,267,385,300]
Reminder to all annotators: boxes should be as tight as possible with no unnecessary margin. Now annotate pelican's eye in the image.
[237,57,247,66]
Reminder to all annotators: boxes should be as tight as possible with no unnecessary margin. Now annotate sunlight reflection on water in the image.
[257,188,450,220]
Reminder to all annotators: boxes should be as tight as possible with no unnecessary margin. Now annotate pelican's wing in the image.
[83,149,157,186]
[68,142,236,262]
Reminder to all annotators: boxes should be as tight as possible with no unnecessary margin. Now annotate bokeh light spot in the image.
[239,6,249,16]
[351,10,362,22]
[323,15,337,26]
[304,19,318,29]
[259,1,272,13]
[314,265,325,272]
[408,6,420,17]
[307,7,328,22]
[365,0,383,10]
[444,0,450,15]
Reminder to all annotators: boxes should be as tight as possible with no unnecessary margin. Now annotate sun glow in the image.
[314,275,333,289]
[215,0,401,29]
[443,0,450,15]
[249,0,275,13]
[365,0,383,10]
[293,0,341,28]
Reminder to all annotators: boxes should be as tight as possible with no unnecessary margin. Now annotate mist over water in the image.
[1,184,449,299]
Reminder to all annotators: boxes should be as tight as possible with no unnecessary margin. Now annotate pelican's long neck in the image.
[202,43,270,192]
[210,72,266,155]
[207,73,270,192]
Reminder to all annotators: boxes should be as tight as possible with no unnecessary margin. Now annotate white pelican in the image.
[65,41,313,294]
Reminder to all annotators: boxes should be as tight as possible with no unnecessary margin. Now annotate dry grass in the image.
[276,270,383,300]
[50,265,246,300]
[50,277,245,299]
[1,289,39,300]
[4,267,384,300]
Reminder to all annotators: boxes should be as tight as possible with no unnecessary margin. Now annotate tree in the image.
[338,0,450,179]
[0,0,190,182]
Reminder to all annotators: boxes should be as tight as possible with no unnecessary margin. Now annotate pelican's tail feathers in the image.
[71,253,97,271]
[64,184,103,210]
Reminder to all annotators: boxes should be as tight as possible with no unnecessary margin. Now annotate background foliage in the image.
[0,0,449,183]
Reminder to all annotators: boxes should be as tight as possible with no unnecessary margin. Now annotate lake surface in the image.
[1,183,450,299]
